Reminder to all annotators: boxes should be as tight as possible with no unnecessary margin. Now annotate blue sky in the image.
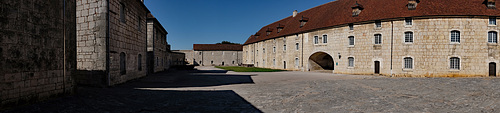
[144,0,332,50]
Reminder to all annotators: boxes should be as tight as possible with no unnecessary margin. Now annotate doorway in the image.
[374,61,380,74]
[490,62,496,76]
[283,61,286,69]
[308,52,335,71]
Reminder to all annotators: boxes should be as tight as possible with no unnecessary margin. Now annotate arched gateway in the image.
[309,52,335,71]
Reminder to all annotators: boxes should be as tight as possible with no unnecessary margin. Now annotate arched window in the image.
[348,57,354,67]
[450,57,460,70]
[404,57,413,69]
[405,32,413,43]
[451,30,460,43]
[138,54,142,71]
[489,31,498,43]
[374,34,382,44]
[120,52,126,75]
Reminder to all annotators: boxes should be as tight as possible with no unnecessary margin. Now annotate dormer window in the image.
[266,28,272,36]
[408,0,419,10]
[300,16,309,27]
[351,1,364,17]
[277,24,285,33]
[486,0,496,9]
[254,34,260,39]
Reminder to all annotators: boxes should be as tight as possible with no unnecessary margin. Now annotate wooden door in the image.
[490,62,496,76]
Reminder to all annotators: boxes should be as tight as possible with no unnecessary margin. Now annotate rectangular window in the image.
[489,31,498,43]
[283,45,286,51]
[490,17,497,25]
[405,18,412,25]
[138,17,141,30]
[405,32,413,43]
[273,47,276,53]
[314,36,319,44]
[120,3,126,23]
[295,58,299,66]
[404,57,413,69]
[375,20,381,28]
[349,36,355,45]
[349,24,354,30]
[450,57,460,70]
[323,35,328,43]
[451,31,460,43]
[273,59,276,66]
[375,34,382,44]
[296,43,299,50]
[263,48,265,53]
[348,57,354,67]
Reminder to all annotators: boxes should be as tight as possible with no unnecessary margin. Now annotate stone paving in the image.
[3,66,500,113]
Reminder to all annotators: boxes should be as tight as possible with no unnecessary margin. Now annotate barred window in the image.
[450,57,460,70]
[323,35,328,43]
[450,31,460,43]
[349,36,355,45]
[489,31,498,43]
[405,17,412,25]
[405,32,413,43]
[404,57,413,69]
[374,34,382,44]
[314,36,319,44]
[348,57,354,67]
[490,17,497,25]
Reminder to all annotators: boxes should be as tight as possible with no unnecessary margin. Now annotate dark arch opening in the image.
[309,52,334,71]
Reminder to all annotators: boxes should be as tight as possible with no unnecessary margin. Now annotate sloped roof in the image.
[244,0,500,45]
[193,44,243,51]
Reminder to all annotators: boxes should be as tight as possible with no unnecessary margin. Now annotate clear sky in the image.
[144,0,333,50]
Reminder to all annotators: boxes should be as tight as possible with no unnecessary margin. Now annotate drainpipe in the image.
[301,33,304,71]
[390,20,394,77]
[106,0,111,86]
[62,0,66,92]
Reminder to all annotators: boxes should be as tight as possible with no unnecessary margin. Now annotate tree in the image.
[216,41,240,45]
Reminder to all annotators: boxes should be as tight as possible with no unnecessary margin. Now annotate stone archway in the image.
[309,52,335,71]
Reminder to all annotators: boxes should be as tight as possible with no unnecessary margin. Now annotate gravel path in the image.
[3,66,500,113]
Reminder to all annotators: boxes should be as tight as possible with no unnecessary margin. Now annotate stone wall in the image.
[178,50,242,66]
[244,16,500,77]
[146,18,168,74]
[0,0,76,108]
[170,52,186,66]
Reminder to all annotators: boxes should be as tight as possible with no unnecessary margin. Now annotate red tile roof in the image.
[193,44,243,51]
[244,0,500,45]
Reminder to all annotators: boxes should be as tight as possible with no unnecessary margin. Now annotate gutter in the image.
[106,0,111,86]
[390,20,394,77]
[63,0,66,92]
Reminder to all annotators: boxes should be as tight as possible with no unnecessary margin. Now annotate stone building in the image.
[170,51,186,66]
[146,13,169,74]
[243,0,500,77]
[176,44,243,66]
[0,0,76,108]
[75,0,150,86]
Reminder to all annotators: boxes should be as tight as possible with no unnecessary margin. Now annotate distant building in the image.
[75,0,150,86]
[146,13,169,74]
[175,44,243,66]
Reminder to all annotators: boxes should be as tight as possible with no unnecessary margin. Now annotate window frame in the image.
[450,57,460,70]
[375,20,382,28]
[349,24,354,30]
[405,17,413,26]
[374,34,382,44]
[348,57,354,67]
[404,31,414,43]
[450,30,460,43]
[314,35,319,44]
[489,31,498,43]
[348,36,355,46]
[490,17,497,26]
[403,57,413,69]
[295,43,299,50]
[323,35,328,43]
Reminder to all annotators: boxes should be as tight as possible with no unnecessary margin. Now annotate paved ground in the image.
[4,66,500,112]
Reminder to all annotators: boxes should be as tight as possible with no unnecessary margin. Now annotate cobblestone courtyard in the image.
[4,66,500,112]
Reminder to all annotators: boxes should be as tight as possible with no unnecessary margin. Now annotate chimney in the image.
[293,10,298,17]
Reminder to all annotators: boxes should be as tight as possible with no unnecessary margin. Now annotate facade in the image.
[176,44,243,66]
[75,0,150,86]
[146,13,169,74]
[0,0,76,108]
[243,0,500,77]
[170,52,187,66]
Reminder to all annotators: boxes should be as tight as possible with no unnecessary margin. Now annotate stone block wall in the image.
[146,18,168,74]
[0,0,76,108]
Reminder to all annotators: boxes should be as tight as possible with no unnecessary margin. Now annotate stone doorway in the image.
[490,62,496,77]
[374,61,380,74]
[308,52,334,71]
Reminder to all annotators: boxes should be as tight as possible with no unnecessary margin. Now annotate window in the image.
[488,1,496,8]
[404,57,413,69]
[314,36,319,44]
[490,17,497,25]
[256,50,258,56]
[489,31,498,43]
[120,3,126,23]
[283,45,286,51]
[374,34,382,44]
[405,32,413,43]
[295,43,299,50]
[348,36,355,46]
[199,52,202,55]
[295,58,299,66]
[450,57,460,70]
[138,17,141,30]
[348,57,354,67]
[232,61,235,64]
[138,54,142,71]
[273,47,276,53]
[120,52,126,75]
[323,35,328,43]
[405,18,412,25]
[450,31,460,43]
[263,48,265,53]
[156,57,159,66]
[349,24,354,30]
[375,20,381,28]
[273,59,276,66]
[211,61,213,64]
